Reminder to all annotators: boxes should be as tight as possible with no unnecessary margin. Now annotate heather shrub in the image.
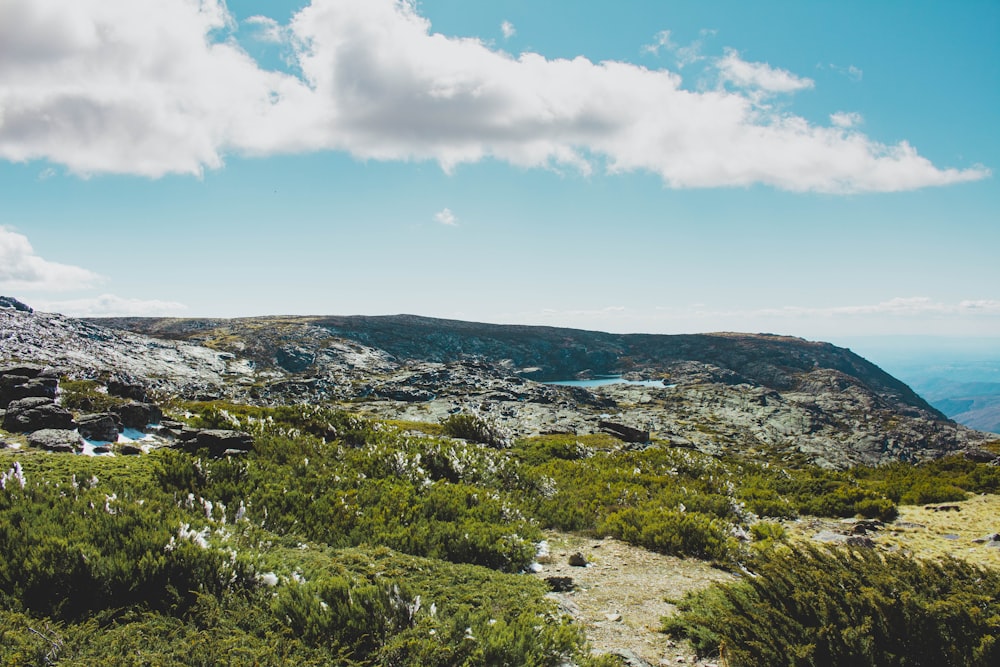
[664,545,1000,666]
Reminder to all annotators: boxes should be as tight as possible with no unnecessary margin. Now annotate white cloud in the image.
[501,20,515,40]
[0,0,988,192]
[830,111,863,128]
[826,63,864,82]
[37,293,188,316]
[434,208,458,226]
[717,48,814,93]
[642,30,673,56]
[245,15,286,43]
[0,227,102,291]
[758,297,1000,318]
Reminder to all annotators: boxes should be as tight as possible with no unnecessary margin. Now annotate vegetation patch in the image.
[663,545,1000,666]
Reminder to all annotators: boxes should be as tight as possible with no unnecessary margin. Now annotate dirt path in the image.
[530,531,733,666]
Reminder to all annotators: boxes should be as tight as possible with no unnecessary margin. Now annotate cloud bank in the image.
[0,227,102,291]
[0,0,988,191]
[37,294,189,317]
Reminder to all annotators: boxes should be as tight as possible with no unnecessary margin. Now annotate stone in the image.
[545,576,575,592]
[963,448,1000,464]
[0,373,57,407]
[107,378,148,401]
[179,429,254,457]
[77,413,119,442]
[116,443,143,456]
[275,346,316,373]
[113,402,163,429]
[609,649,654,667]
[3,397,76,432]
[28,428,82,452]
[0,296,33,312]
[568,552,588,567]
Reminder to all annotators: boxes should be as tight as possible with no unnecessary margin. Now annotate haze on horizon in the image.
[0,0,997,344]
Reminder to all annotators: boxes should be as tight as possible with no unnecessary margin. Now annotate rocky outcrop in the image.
[3,397,76,432]
[176,429,254,457]
[0,364,58,406]
[28,428,83,452]
[77,413,120,442]
[0,296,32,313]
[4,301,994,469]
[112,402,163,429]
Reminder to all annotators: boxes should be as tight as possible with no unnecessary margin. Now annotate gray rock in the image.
[3,397,76,432]
[275,345,316,373]
[77,413,119,442]
[0,373,57,407]
[608,649,654,667]
[28,428,82,452]
[113,402,163,429]
[963,448,1000,464]
[0,296,33,312]
[116,443,143,456]
[179,429,254,457]
[545,576,575,592]
[107,378,147,401]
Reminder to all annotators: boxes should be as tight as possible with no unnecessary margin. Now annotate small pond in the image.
[543,375,671,388]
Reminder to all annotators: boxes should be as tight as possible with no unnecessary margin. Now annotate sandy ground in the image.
[532,495,1000,665]
[530,531,734,666]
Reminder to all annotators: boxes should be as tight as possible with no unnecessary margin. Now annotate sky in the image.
[1,0,998,348]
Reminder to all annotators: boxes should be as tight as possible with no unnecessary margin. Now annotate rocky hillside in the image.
[3,299,995,468]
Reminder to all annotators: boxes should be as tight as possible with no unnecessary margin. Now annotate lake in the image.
[544,375,671,388]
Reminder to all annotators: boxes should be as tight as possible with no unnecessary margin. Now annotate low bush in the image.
[441,413,513,449]
[663,545,1000,666]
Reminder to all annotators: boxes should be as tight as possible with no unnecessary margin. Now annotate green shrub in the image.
[664,545,1000,666]
[441,413,512,448]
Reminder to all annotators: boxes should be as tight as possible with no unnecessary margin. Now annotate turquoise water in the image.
[544,376,668,388]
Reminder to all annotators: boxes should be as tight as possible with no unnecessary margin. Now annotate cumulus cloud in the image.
[501,20,515,40]
[245,15,286,43]
[37,293,189,316]
[0,227,102,291]
[830,111,863,128]
[0,0,988,191]
[717,48,814,93]
[642,30,674,56]
[434,208,458,226]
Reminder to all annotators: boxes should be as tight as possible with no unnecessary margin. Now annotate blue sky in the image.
[1,0,998,346]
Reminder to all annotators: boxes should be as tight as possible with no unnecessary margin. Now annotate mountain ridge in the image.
[3,300,995,468]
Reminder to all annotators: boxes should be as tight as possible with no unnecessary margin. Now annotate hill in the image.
[1,303,991,468]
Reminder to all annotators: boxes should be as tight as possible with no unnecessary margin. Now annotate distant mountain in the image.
[838,339,1000,435]
[2,300,996,468]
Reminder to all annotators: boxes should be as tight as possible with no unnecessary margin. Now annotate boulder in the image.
[113,402,163,429]
[0,296,33,312]
[3,397,76,432]
[0,371,57,407]
[545,576,575,592]
[375,386,436,402]
[107,378,147,401]
[963,448,1000,464]
[0,363,44,379]
[179,429,254,457]
[275,346,316,373]
[28,429,82,452]
[116,443,143,456]
[598,421,650,443]
[77,413,120,442]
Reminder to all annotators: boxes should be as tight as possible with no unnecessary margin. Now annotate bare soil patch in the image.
[530,531,734,666]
